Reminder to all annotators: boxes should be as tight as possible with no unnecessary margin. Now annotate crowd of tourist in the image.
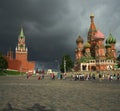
[26,70,120,82]
[71,72,120,81]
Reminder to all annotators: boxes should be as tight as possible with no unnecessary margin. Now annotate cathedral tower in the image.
[94,30,105,59]
[106,33,116,59]
[75,35,84,60]
[87,14,97,43]
[87,14,97,58]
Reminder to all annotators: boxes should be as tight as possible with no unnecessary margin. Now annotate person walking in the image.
[38,75,41,80]
[51,73,55,80]
[99,73,102,81]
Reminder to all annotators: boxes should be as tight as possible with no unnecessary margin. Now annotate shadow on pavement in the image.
[2,102,54,111]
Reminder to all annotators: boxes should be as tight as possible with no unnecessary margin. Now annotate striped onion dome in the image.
[106,33,116,44]
[84,42,91,48]
[105,43,111,48]
[76,35,84,44]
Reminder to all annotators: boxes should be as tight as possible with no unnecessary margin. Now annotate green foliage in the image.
[0,70,24,76]
[60,54,74,73]
[7,70,23,75]
[0,54,8,71]
[117,54,120,61]
[79,56,87,63]
[117,54,120,68]
[78,56,93,63]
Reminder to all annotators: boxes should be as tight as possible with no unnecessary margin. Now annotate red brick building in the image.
[75,14,117,71]
[5,27,35,72]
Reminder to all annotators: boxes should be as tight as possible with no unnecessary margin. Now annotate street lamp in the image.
[64,57,66,73]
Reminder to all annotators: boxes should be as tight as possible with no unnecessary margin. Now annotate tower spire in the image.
[87,14,97,58]
[19,26,25,38]
[89,13,97,32]
[87,13,97,43]
[90,13,94,22]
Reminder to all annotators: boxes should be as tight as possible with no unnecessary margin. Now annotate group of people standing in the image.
[35,69,45,80]
[106,73,120,81]
[72,73,96,81]
[94,73,120,81]
[51,72,66,80]
[71,72,120,82]
[26,69,120,82]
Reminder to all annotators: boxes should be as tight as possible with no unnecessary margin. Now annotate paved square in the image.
[0,75,120,111]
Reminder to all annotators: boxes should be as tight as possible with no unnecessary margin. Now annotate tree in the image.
[0,53,8,71]
[117,54,120,68]
[60,54,74,73]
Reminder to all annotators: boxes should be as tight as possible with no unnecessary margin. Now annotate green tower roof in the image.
[18,26,25,38]
[105,43,111,48]
[106,33,116,44]
[84,42,91,48]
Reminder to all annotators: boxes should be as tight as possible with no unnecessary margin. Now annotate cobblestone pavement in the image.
[0,75,120,111]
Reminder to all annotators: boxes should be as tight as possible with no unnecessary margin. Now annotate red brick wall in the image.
[5,57,21,71]
[20,61,35,72]
[5,55,35,72]
[15,52,35,72]
[16,52,27,61]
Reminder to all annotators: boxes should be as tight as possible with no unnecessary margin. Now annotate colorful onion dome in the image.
[75,48,78,53]
[106,33,116,44]
[94,30,104,39]
[105,43,111,48]
[76,35,84,44]
[84,42,91,48]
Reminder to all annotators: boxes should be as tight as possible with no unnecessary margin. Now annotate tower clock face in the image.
[19,38,25,44]
[107,65,113,70]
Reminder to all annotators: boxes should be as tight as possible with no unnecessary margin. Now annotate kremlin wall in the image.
[5,27,35,73]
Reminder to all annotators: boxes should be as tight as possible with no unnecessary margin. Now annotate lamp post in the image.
[64,57,66,74]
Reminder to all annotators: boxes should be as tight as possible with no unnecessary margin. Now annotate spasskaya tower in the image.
[15,27,35,72]
[16,27,28,61]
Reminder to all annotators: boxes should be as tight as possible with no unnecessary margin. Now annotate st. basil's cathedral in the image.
[75,14,117,71]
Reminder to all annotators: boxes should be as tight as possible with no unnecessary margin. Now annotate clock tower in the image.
[15,27,29,72]
[5,26,35,72]
[16,27,28,61]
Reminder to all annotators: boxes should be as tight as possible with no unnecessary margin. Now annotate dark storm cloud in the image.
[0,0,120,63]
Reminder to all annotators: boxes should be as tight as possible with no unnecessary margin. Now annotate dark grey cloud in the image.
[0,0,120,64]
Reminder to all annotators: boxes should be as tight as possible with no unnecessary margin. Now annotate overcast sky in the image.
[0,0,120,64]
